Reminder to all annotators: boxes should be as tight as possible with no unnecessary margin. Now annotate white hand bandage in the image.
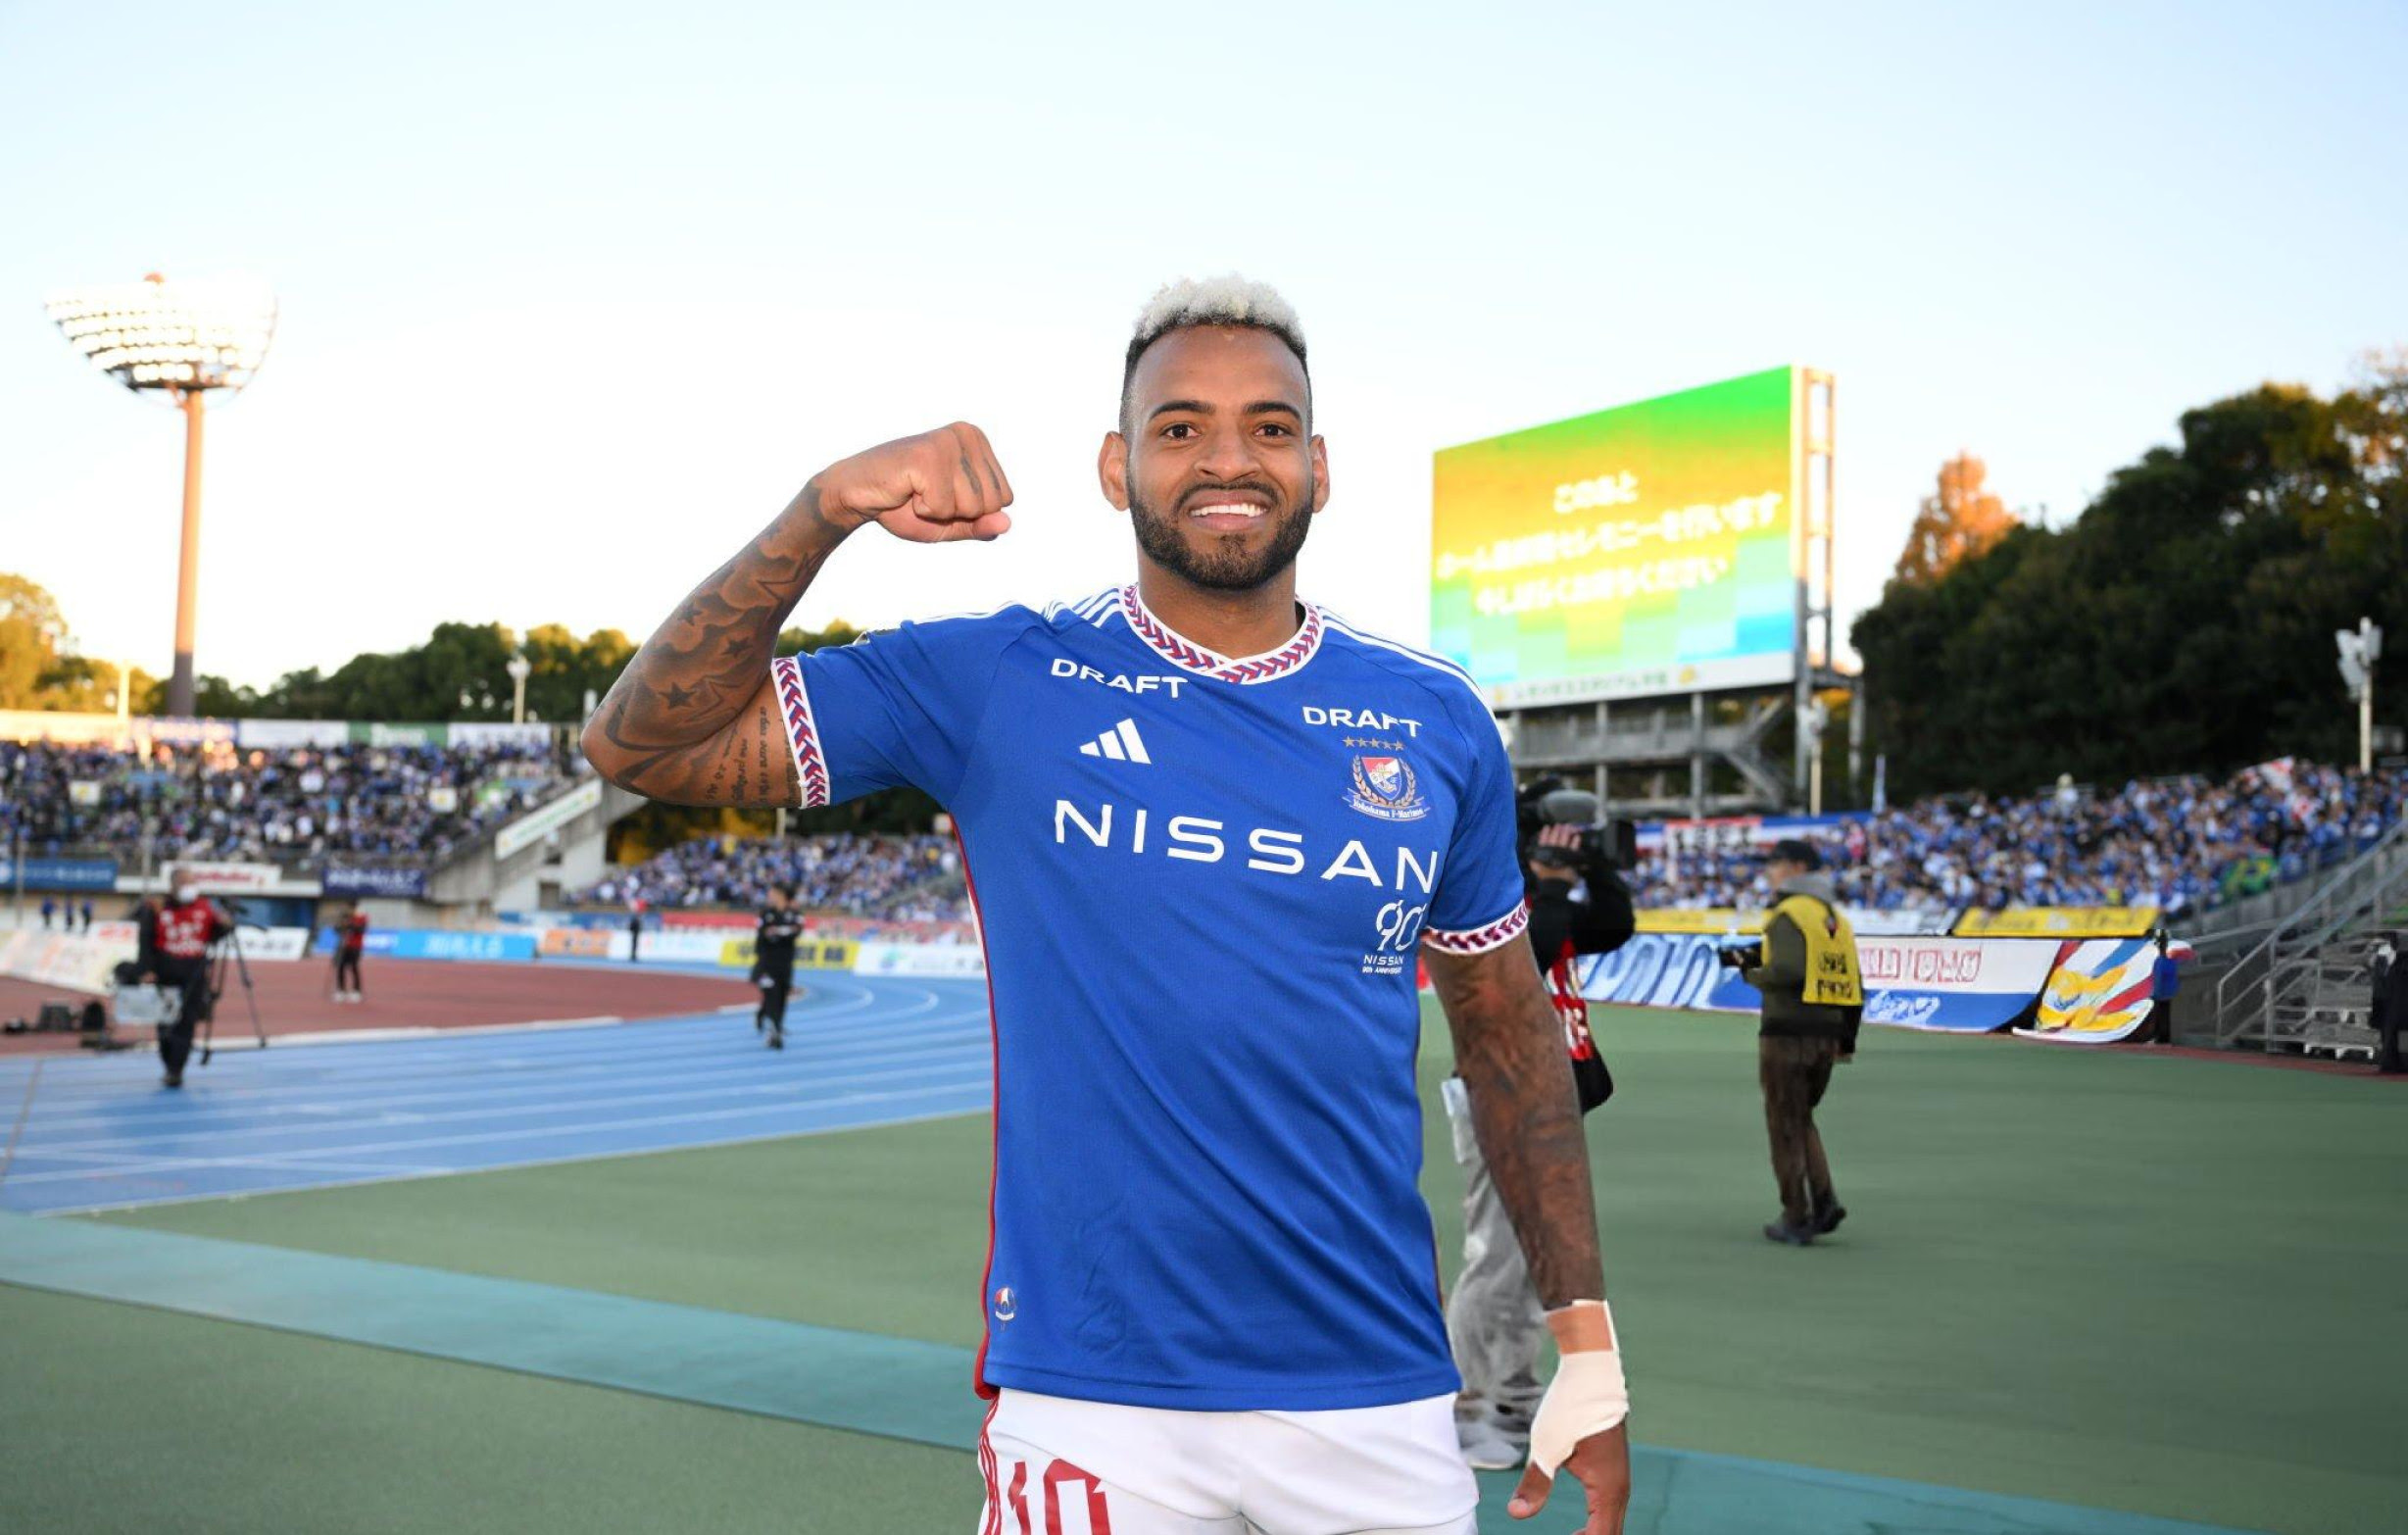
[1527,1320,1630,1480]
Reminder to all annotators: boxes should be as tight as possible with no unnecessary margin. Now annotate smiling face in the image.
[1100,324,1329,594]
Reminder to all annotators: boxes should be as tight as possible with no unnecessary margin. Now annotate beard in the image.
[1128,472,1315,593]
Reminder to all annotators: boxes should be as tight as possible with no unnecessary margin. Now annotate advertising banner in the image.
[1954,907,2161,940]
[717,935,858,971]
[1855,936,2059,1032]
[321,865,431,899]
[1641,813,1853,855]
[235,719,354,748]
[450,722,553,748]
[494,778,605,859]
[1577,932,2059,1033]
[2018,938,2161,1044]
[1432,367,1800,707]
[1639,908,1957,938]
[0,709,129,745]
[140,718,239,747]
[319,928,540,963]
[0,857,120,892]
[234,927,316,962]
[173,862,281,894]
[539,927,615,958]
[1574,934,1755,1013]
[853,943,988,979]
[355,722,446,748]
[0,929,130,992]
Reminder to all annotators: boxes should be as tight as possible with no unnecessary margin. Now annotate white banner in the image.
[852,942,988,978]
[236,926,315,962]
[450,721,553,748]
[235,719,352,748]
[495,778,604,859]
[171,862,282,893]
[1856,936,2061,1032]
[0,930,131,993]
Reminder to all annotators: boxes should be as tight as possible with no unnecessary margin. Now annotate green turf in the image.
[0,1283,979,1535]
[70,1006,2408,1534]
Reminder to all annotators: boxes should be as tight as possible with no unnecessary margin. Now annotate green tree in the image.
[1,571,139,713]
[1854,366,2408,798]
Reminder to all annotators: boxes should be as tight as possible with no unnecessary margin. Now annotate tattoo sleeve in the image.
[1426,934,1606,1307]
[581,481,848,806]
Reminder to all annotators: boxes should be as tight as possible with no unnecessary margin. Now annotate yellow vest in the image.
[1773,894,1864,1009]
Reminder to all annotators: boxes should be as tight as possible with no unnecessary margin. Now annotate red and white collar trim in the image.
[1116,584,1326,684]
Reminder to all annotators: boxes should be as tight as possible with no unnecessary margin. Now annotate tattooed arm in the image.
[581,423,1014,806]
[1425,934,1632,1533]
[1424,933,1603,1306]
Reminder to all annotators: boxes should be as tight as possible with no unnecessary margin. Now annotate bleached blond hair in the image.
[1121,274,1309,428]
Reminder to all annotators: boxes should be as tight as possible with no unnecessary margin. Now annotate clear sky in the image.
[4,1,2402,691]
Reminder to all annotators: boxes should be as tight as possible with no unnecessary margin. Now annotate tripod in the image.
[201,925,269,1066]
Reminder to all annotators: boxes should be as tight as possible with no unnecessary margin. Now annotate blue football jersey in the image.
[771,583,1527,1411]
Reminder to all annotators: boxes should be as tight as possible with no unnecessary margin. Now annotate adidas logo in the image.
[1078,718,1152,764]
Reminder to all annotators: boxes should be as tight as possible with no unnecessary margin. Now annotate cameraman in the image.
[1726,839,1862,1247]
[1445,795,1635,1471]
[134,867,234,1089]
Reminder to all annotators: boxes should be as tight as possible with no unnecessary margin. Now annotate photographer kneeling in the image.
[1721,839,1862,1247]
[1445,786,1635,1471]
[133,867,235,1089]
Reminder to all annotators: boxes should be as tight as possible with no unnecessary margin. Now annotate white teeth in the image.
[1190,503,1264,518]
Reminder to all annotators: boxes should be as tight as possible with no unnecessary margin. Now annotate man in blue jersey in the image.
[584,278,1632,1534]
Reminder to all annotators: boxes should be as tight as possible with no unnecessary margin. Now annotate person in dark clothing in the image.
[39,897,55,930]
[79,899,94,933]
[1733,839,1863,1246]
[627,901,645,964]
[1446,818,1636,1470]
[750,886,803,1049]
[2148,927,2181,1045]
[2371,933,2404,1075]
[135,867,234,1088]
[332,909,369,1002]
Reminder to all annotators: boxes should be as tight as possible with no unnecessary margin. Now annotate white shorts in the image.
[974,1388,1477,1535]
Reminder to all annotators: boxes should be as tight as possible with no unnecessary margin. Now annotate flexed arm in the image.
[581,424,1013,807]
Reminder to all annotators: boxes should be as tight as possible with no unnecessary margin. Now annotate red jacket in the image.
[146,898,232,966]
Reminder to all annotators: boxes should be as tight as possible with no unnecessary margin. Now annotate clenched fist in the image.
[812,422,1014,543]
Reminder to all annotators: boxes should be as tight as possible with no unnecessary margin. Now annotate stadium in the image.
[4,10,2404,1535]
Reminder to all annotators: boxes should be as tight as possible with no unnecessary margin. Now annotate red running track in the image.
[0,959,756,1056]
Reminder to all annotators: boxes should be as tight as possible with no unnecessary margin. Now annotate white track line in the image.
[35,1103,991,1218]
[4,1077,991,1187]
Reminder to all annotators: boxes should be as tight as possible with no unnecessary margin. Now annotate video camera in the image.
[1515,777,1640,872]
[1714,940,1765,970]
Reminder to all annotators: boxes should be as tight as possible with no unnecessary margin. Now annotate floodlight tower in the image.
[46,273,278,718]
[2336,617,2383,773]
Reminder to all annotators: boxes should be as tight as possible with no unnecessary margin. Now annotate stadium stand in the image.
[0,736,581,869]
[575,832,966,922]
[1635,759,2408,917]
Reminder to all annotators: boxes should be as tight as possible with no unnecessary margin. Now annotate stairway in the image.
[2210,819,2408,1052]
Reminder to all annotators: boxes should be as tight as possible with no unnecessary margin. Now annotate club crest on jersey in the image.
[1347,754,1430,822]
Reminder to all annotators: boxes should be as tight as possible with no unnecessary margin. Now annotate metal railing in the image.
[2210,818,2408,1047]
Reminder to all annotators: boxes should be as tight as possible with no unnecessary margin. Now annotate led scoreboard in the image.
[1432,367,1805,707]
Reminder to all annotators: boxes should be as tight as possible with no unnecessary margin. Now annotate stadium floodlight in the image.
[507,653,532,724]
[2336,618,2383,772]
[46,272,279,718]
[1801,697,1831,816]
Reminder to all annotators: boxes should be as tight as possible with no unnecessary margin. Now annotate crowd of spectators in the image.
[577,832,966,922]
[0,737,580,867]
[1634,759,2408,916]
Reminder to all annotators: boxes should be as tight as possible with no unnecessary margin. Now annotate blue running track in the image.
[0,973,993,1215]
